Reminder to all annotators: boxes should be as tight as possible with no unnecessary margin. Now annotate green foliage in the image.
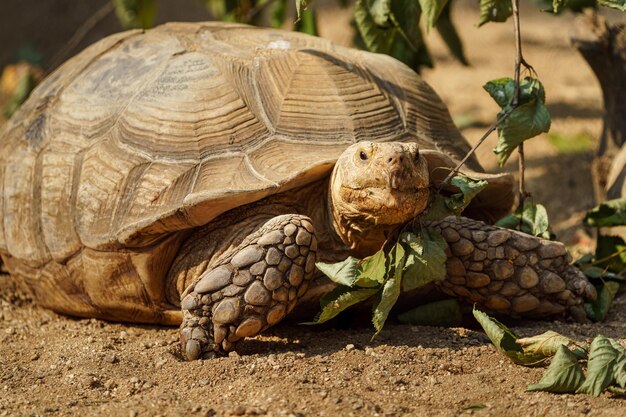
[577,335,621,396]
[316,257,360,287]
[475,309,626,396]
[311,227,449,335]
[422,175,488,221]
[372,244,405,336]
[294,7,319,35]
[113,0,157,29]
[547,132,594,154]
[584,280,620,322]
[577,198,626,322]
[598,0,626,11]
[527,345,585,393]
[418,0,450,30]
[397,299,463,326]
[307,286,380,324]
[434,1,469,65]
[484,77,551,166]
[584,197,626,228]
[478,0,512,27]
[517,331,581,359]
[295,0,311,21]
[401,229,448,291]
[495,199,552,239]
[472,307,547,366]
[531,0,597,13]
[354,0,434,71]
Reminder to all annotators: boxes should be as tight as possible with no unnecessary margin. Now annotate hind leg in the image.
[179,214,317,360]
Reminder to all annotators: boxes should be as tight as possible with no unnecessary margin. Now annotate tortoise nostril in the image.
[399,157,404,163]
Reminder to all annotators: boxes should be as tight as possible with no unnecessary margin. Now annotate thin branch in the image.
[518,142,526,197]
[440,107,515,186]
[49,2,114,70]
[512,0,530,201]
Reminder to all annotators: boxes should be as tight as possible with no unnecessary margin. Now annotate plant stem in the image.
[441,0,530,187]
[512,0,529,201]
[441,107,515,186]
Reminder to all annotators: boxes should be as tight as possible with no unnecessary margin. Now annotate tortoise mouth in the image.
[339,185,430,223]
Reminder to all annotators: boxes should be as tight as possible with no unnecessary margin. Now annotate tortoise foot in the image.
[429,216,597,320]
[179,214,318,360]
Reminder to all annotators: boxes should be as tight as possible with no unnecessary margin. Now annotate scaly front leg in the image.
[429,216,596,319]
[179,214,318,360]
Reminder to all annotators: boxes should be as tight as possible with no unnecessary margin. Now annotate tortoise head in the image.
[329,141,430,253]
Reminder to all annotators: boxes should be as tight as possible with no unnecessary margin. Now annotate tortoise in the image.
[0,22,596,360]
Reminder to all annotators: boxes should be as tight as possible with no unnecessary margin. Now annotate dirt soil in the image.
[1,3,625,417]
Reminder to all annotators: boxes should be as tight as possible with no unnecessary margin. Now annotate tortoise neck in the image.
[327,181,395,258]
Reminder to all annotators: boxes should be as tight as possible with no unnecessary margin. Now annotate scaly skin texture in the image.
[176,142,596,360]
[429,217,596,320]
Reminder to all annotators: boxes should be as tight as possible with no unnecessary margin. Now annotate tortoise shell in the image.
[0,22,513,322]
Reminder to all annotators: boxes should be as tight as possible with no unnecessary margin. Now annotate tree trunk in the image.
[572,10,626,201]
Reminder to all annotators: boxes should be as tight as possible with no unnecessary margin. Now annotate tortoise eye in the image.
[359,151,368,161]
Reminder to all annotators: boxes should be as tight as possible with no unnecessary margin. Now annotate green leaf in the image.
[473,308,549,365]
[354,0,396,54]
[584,280,621,322]
[418,0,450,30]
[472,308,523,356]
[552,0,566,12]
[370,0,393,27]
[584,197,626,228]
[295,0,310,21]
[462,404,486,411]
[371,244,405,337]
[353,0,432,71]
[397,299,463,326]
[598,0,626,11]
[580,265,625,282]
[478,0,512,27]
[483,77,516,108]
[356,250,388,287]
[595,234,626,273]
[422,175,487,221]
[527,345,585,393]
[483,77,551,167]
[517,331,585,361]
[294,7,319,35]
[435,0,469,65]
[614,353,626,388]
[113,0,157,29]
[306,285,379,324]
[402,229,448,291]
[495,199,552,239]
[577,335,619,396]
[316,257,359,287]
[446,176,489,214]
[494,99,551,166]
[390,0,433,69]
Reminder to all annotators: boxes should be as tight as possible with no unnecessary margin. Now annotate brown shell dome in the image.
[0,22,507,271]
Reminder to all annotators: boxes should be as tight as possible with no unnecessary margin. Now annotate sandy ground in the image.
[1,2,625,417]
